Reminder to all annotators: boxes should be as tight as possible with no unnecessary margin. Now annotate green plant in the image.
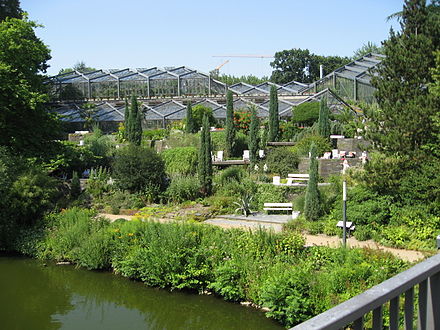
[248,106,259,166]
[292,102,319,126]
[234,193,253,217]
[192,104,216,129]
[198,115,213,196]
[291,134,332,157]
[225,90,235,157]
[265,147,299,176]
[185,102,196,134]
[112,145,166,195]
[165,176,201,203]
[161,146,198,176]
[318,97,330,139]
[268,85,279,141]
[70,171,81,199]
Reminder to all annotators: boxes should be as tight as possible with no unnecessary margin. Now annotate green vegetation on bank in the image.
[13,208,407,328]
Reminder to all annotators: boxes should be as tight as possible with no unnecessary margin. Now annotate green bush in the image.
[265,147,299,176]
[216,167,246,187]
[165,176,201,203]
[192,105,216,129]
[112,145,166,195]
[83,128,114,168]
[291,135,332,157]
[210,130,248,157]
[292,102,319,126]
[142,128,168,140]
[161,146,198,176]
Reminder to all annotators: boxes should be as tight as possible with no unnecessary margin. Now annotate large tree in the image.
[185,102,195,134]
[127,96,142,146]
[367,0,440,156]
[304,143,321,221]
[248,106,259,166]
[270,48,350,84]
[0,17,59,156]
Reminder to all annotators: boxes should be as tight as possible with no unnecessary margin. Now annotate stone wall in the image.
[336,138,371,153]
[298,158,362,178]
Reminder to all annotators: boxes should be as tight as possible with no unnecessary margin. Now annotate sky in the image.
[21,0,403,78]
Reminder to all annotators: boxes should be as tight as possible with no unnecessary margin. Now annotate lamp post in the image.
[342,159,349,248]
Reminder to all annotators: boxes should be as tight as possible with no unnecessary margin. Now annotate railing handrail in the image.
[292,253,440,330]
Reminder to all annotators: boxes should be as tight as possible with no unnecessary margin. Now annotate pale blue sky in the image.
[21,0,402,77]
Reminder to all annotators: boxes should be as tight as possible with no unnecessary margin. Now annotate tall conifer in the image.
[128,95,142,146]
[368,0,439,156]
[124,98,130,140]
[318,97,331,139]
[225,90,235,157]
[249,106,260,166]
[268,85,279,142]
[304,143,320,221]
[185,102,195,134]
[198,114,212,195]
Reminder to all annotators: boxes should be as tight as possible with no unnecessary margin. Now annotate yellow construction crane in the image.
[210,60,230,77]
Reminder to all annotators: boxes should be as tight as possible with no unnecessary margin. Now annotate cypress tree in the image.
[304,143,321,221]
[198,114,212,196]
[225,90,235,157]
[268,85,279,142]
[249,106,260,166]
[124,98,130,140]
[367,0,439,156]
[185,102,195,134]
[318,97,331,139]
[128,95,142,146]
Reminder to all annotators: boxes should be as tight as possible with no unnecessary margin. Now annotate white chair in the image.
[272,176,281,185]
[217,151,224,162]
[243,150,250,161]
[332,149,339,159]
[259,150,265,158]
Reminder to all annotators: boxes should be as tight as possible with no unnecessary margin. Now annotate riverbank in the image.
[11,207,410,328]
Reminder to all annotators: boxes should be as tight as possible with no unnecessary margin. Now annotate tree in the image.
[225,90,235,157]
[270,48,350,84]
[248,106,259,166]
[70,171,81,198]
[0,0,22,22]
[198,115,212,196]
[318,97,331,139]
[0,17,59,156]
[304,143,321,221]
[58,61,96,75]
[192,104,215,129]
[268,85,279,142]
[123,98,130,140]
[352,42,384,59]
[367,0,440,156]
[127,95,142,146]
[185,102,195,134]
[112,145,166,194]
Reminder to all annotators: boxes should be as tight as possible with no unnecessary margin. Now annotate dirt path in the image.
[99,213,426,263]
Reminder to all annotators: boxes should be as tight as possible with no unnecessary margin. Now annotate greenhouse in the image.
[51,66,228,101]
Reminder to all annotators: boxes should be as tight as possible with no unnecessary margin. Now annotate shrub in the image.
[70,171,81,199]
[210,130,248,158]
[142,128,168,140]
[291,134,332,157]
[161,146,198,176]
[265,147,299,176]
[112,145,166,194]
[192,104,216,129]
[83,128,114,168]
[166,176,201,203]
[216,167,246,187]
[292,102,319,126]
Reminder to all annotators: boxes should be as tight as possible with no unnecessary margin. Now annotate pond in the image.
[0,255,282,329]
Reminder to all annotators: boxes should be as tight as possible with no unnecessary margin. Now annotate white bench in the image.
[263,203,299,219]
[287,174,309,181]
[337,221,356,237]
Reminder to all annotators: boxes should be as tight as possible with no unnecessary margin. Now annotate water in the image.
[0,256,282,330]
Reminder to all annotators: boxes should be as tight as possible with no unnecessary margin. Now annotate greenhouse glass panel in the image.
[181,77,209,95]
[120,80,149,98]
[91,81,119,99]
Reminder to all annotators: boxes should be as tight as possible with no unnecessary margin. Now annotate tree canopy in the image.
[270,48,350,84]
[0,0,22,22]
[0,17,59,156]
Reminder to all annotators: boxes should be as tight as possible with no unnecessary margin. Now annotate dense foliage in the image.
[248,107,259,165]
[292,102,320,126]
[304,143,321,221]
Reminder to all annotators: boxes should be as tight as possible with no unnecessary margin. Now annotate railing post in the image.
[418,280,428,329]
[390,296,400,330]
[353,316,363,330]
[427,272,440,329]
[372,305,383,329]
[405,287,414,330]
